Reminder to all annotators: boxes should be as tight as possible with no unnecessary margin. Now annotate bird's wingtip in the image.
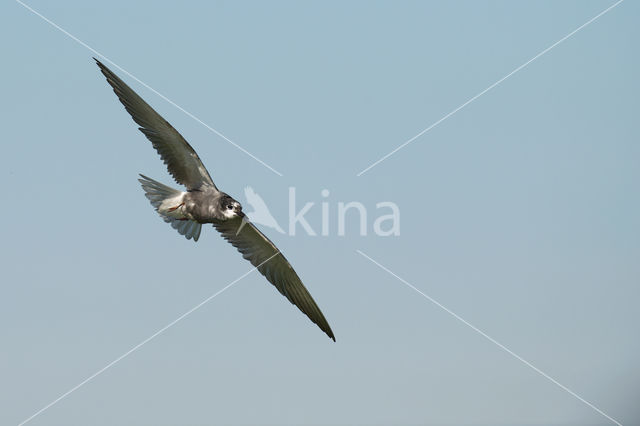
[326,329,336,342]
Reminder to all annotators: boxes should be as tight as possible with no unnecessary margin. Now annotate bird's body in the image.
[96,59,334,341]
[159,188,238,223]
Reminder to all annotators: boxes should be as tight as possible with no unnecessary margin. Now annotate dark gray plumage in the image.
[96,59,335,341]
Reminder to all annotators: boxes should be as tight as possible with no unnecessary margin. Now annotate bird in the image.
[95,58,335,341]
[243,186,285,234]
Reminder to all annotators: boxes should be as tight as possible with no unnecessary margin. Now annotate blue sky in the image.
[1,1,638,425]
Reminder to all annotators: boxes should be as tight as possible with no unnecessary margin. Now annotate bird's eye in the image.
[227,205,233,210]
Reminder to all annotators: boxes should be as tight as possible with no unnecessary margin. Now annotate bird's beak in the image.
[236,214,248,235]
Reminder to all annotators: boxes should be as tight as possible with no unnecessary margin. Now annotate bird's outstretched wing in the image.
[213,217,335,341]
[96,59,217,191]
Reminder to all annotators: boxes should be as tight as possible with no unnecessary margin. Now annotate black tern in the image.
[96,59,335,341]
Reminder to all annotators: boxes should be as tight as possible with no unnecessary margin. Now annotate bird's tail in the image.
[138,174,202,242]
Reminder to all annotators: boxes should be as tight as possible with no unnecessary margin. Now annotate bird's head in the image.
[220,195,244,219]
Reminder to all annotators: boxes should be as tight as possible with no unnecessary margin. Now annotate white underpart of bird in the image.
[95,58,335,341]
[157,193,187,219]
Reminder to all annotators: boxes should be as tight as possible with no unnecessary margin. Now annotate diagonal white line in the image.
[17,251,280,426]
[356,0,624,176]
[355,249,622,426]
[15,0,284,177]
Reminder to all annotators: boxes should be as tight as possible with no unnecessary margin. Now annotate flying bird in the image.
[95,59,334,341]
[244,186,285,234]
